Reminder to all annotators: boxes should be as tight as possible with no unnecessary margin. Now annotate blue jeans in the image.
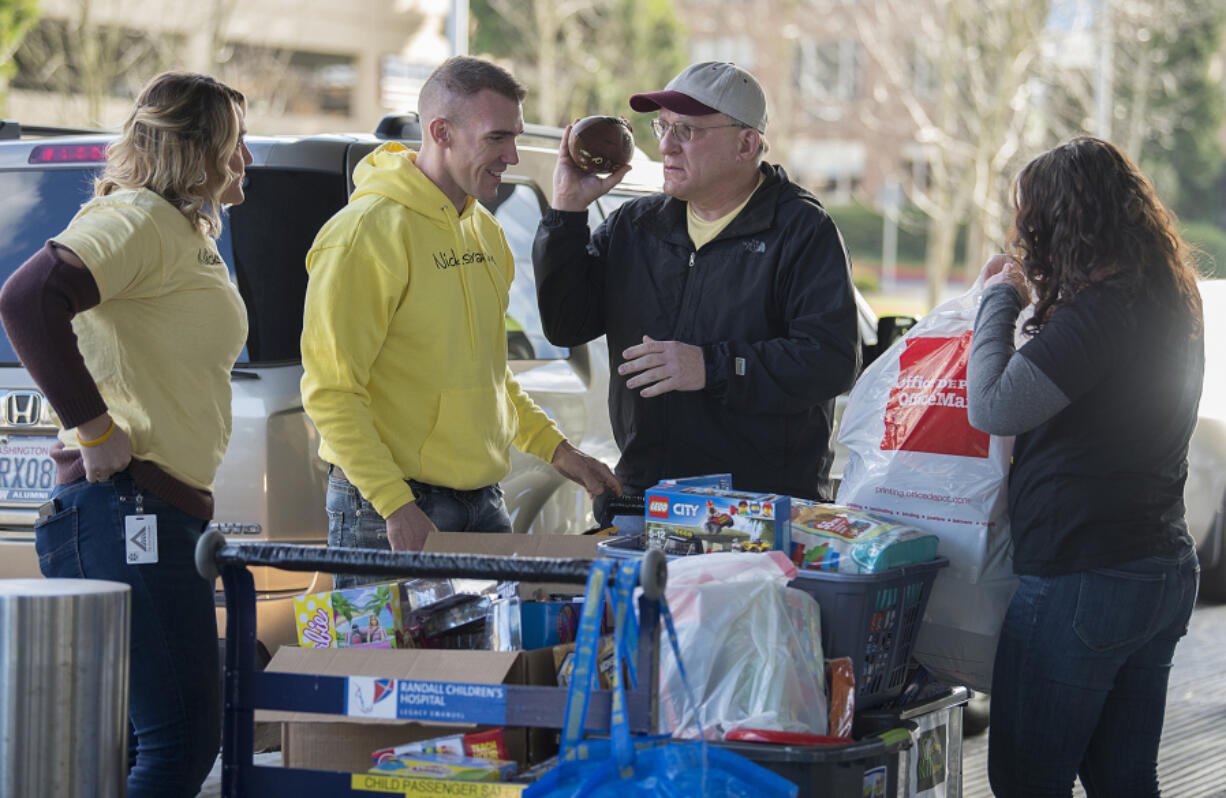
[988,543,1199,797]
[34,472,220,798]
[326,468,512,589]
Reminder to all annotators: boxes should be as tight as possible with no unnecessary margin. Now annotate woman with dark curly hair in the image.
[0,71,251,797]
[967,136,1204,797]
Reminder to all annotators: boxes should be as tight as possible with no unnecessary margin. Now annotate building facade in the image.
[6,0,453,134]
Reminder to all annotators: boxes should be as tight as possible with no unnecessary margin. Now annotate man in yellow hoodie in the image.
[302,56,620,582]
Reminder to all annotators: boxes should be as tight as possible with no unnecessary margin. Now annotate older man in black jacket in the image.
[533,62,860,524]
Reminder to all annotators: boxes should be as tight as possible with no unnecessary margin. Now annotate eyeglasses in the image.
[650,118,745,143]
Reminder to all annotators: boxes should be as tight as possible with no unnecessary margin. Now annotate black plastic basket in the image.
[790,558,947,709]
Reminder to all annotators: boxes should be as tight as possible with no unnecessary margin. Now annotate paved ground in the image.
[960,597,1226,797]
[198,597,1226,797]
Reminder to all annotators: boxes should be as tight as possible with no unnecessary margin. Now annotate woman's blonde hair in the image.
[97,72,246,238]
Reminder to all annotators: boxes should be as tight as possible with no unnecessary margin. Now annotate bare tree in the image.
[846,0,1223,306]
[476,0,596,126]
[1039,0,1226,220]
[852,0,1048,308]
[13,0,179,124]
[472,0,687,136]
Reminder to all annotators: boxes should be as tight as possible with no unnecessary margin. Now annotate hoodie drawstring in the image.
[446,205,478,353]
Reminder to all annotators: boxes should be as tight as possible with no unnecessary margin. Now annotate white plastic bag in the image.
[657,552,828,739]
[835,280,1019,691]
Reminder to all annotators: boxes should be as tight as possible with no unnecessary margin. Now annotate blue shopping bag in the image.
[526,558,797,798]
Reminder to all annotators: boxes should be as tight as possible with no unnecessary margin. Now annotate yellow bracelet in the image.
[77,419,116,448]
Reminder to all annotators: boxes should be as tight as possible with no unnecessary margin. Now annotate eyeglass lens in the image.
[651,119,691,142]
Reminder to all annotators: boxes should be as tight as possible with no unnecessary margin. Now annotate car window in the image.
[0,165,346,367]
[482,181,569,360]
[0,168,98,365]
[223,167,348,363]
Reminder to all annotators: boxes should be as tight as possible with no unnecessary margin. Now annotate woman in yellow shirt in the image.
[0,71,252,798]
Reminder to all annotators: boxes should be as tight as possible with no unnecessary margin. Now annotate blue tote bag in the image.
[526,558,798,798]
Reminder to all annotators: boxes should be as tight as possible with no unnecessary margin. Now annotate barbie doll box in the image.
[294,582,402,649]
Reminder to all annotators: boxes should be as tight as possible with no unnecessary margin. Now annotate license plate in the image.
[0,435,58,503]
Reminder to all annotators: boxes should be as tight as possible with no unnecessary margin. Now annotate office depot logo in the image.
[648,496,670,518]
[881,332,988,458]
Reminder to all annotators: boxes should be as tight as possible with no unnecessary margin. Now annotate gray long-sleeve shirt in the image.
[967,283,1069,436]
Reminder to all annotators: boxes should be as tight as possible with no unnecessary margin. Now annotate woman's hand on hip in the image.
[77,413,133,482]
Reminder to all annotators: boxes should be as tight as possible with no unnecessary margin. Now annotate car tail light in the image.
[28,143,109,163]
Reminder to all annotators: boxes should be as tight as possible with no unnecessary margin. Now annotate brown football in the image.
[568,115,635,175]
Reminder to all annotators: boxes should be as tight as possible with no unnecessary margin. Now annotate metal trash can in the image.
[1,578,131,798]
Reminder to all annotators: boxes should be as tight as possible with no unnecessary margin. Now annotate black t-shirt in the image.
[1009,281,1204,575]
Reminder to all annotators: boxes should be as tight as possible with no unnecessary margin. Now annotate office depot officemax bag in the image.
[835,281,1020,691]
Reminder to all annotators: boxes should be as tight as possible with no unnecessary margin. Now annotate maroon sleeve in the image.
[0,242,108,428]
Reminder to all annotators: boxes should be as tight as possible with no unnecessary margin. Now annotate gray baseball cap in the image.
[629,62,767,133]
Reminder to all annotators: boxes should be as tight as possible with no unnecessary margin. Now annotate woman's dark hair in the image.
[1008,136,1202,338]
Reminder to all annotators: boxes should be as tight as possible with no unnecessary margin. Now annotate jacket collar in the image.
[632,163,800,246]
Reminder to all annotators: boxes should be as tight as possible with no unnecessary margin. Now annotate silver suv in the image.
[0,116,662,657]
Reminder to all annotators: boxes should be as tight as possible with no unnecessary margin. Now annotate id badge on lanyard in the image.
[124,492,158,565]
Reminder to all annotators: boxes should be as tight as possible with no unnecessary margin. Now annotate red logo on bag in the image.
[880,332,989,458]
[648,497,670,518]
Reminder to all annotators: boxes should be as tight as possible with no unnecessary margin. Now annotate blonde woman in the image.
[0,72,252,797]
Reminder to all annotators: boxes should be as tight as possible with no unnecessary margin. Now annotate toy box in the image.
[654,473,733,490]
[644,484,790,552]
[789,501,941,574]
[520,599,582,649]
[293,581,402,649]
[369,751,517,781]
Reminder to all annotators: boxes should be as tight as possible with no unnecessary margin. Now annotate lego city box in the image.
[644,483,791,552]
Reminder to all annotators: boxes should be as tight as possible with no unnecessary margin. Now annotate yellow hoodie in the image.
[301,142,564,518]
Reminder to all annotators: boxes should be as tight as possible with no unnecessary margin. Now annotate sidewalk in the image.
[961,598,1226,797]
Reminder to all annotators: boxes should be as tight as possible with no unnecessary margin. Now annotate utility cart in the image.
[194,531,668,797]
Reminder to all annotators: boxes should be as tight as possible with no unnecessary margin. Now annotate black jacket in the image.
[532,163,860,501]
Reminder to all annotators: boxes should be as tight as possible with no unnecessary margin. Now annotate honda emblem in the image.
[5,391,42,426]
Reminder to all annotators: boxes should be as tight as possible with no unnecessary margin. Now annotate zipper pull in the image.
[688,252,696,269]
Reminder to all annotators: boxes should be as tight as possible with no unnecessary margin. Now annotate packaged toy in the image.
[789,501,940,573]
[645,483,789,552]
[369,751,516,781]
[293,581,401,649]
[655,473,733,489]
[373,728,510,764]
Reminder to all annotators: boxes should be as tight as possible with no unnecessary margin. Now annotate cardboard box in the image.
[422,532,603,600]
[259,645,559,773]
[644,484,791,552]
